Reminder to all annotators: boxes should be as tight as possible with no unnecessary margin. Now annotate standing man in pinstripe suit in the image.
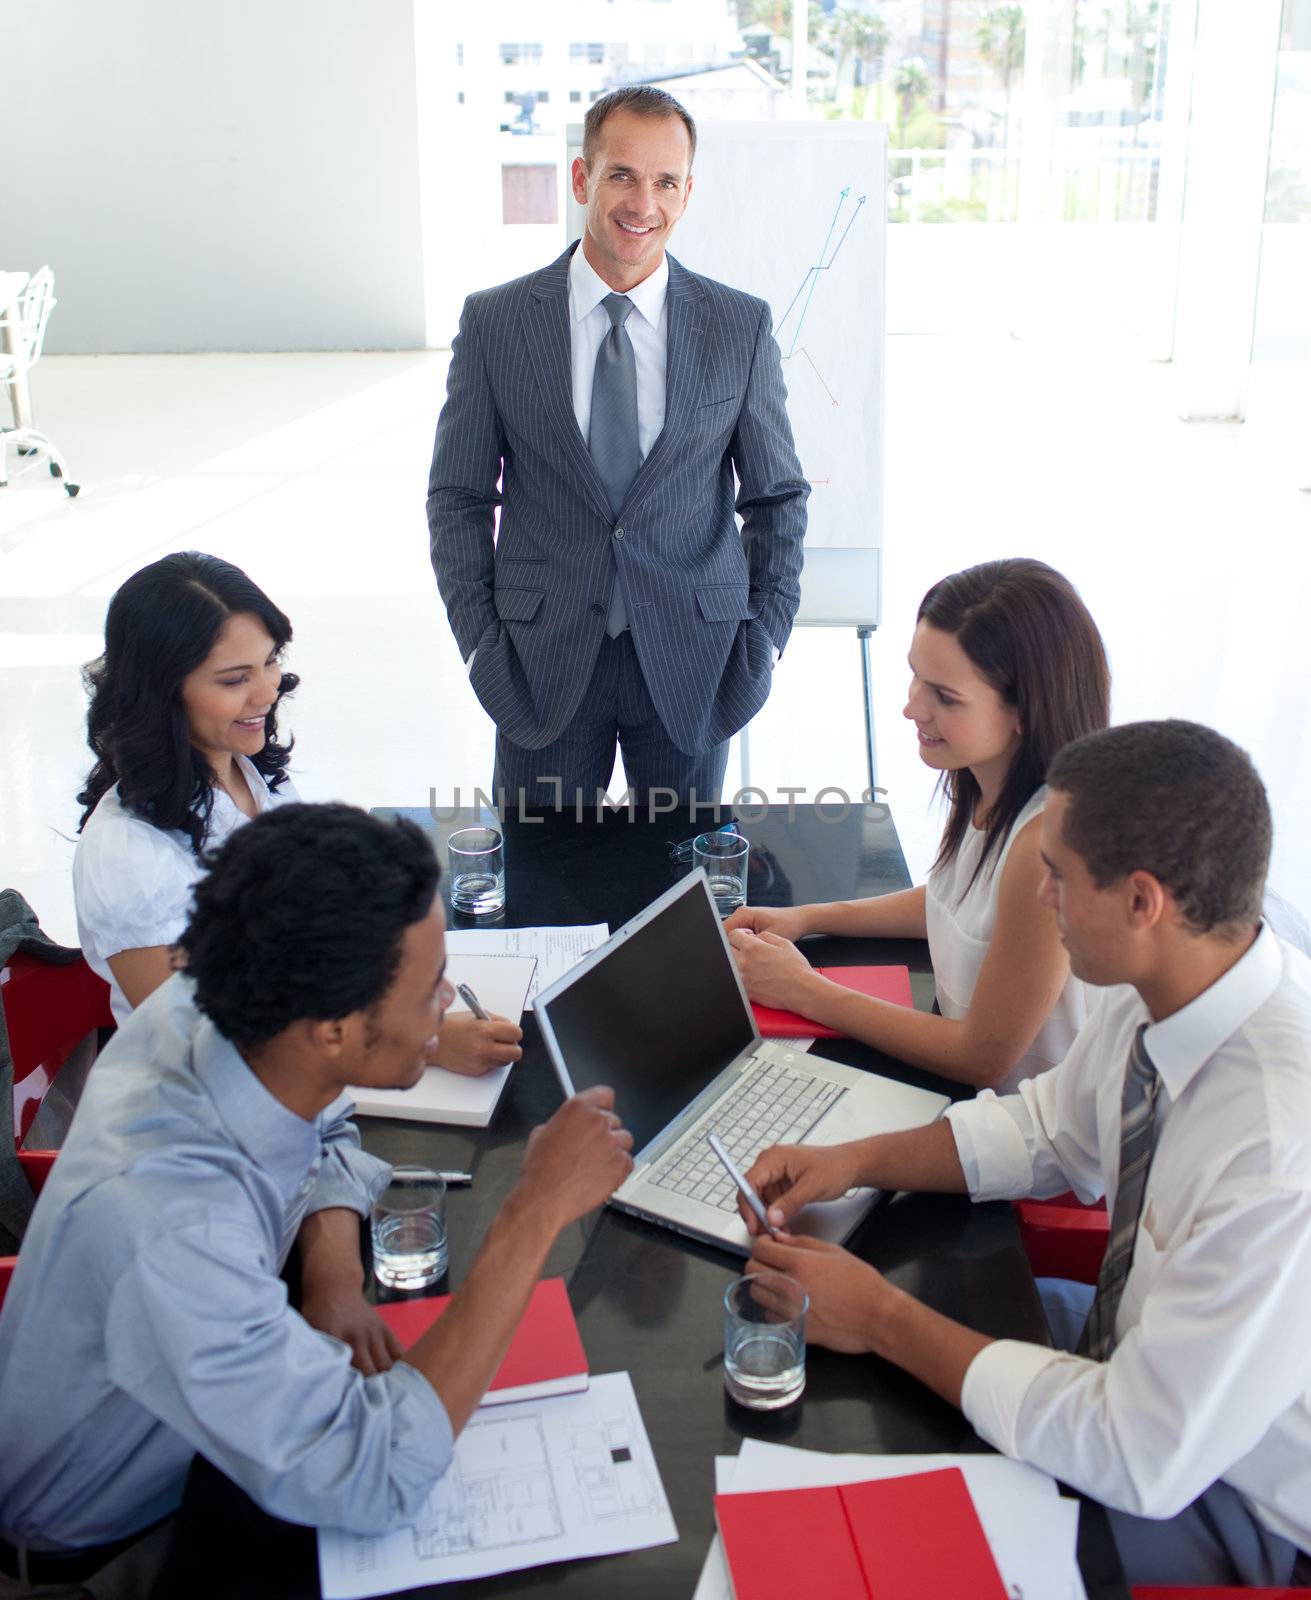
[427,87,808,809]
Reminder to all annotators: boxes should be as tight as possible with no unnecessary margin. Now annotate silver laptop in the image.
[535,872,949,1257]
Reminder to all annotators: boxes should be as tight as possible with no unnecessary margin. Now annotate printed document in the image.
[318,1372,676,1598]
[446,924,609,1007]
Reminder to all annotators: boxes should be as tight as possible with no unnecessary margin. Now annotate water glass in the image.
[694,831,750,916]
[723,1270,807,1410]
[448,826,505,915]
[372,1166,448,1290]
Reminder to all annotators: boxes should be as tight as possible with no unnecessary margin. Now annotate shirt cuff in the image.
[376,1361,456,1522]
[960,1339,1067,1458]
[465,648,477,671]
[946,1091,1035,1200]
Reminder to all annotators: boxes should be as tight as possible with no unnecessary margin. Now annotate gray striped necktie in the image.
[589,293,641,637]
[1078,1024,1161,1361]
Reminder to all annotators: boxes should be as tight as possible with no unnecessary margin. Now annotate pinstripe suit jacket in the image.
[426,244,808,756]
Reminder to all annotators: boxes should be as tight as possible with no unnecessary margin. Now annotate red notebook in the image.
[376,1276,588,1406]
[752,965,914,1040]
[715,1467,1008,1600]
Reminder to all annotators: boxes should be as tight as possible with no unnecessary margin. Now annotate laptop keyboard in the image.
[649,1059,845,1213]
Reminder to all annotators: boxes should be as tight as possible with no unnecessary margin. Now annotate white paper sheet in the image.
[444,923,609,1007]
[694,1442,1081,1600]
[691,1458,741,1600]
[317,1372,676,1599]
[348,952,537,1126]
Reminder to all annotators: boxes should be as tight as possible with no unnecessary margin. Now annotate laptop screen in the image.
[537,877,756,1155]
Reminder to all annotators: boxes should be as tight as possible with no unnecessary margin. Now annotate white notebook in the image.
[349,952,536,1127]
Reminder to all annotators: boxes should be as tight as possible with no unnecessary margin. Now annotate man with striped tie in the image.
[427,87,807,811]
[740,721,1311,1590]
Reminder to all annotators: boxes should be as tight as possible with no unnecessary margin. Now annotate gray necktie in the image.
[1078,1024,1161,1361]
[589,293,642,637]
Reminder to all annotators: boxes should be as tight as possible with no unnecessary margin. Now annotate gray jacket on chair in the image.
[426,244,809,757]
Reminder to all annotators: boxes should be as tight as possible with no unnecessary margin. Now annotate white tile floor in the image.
[2,340,1308,947]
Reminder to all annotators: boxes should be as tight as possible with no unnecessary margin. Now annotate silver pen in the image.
[435,1171,474,1186]
[456,982,490,1020]
[707,1132,780,1239]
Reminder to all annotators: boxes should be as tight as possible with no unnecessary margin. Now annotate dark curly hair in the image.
[178,803,442,1050]
[1048,721,1270,936]
[77,552,298,855]
[919,558,1110,894]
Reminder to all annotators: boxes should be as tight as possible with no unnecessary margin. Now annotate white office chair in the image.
[0,266,79,496]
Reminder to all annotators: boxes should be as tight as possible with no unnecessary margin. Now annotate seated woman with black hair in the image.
[728,558,1111,1092]
[73,551,520,1075]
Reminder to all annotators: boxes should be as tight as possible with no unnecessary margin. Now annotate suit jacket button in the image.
[613,527,625,540]
[591,602,605,615]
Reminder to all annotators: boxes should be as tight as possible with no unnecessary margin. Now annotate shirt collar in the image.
[569,240,669,330]
[1143,921,1282,1097]
[187,984,321,1202]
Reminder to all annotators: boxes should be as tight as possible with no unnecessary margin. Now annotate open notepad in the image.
[348,952,536,1127]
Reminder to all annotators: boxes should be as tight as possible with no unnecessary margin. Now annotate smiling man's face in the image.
[572,109,693,293]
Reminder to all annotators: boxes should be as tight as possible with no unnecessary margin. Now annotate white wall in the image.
[9,0,427,353]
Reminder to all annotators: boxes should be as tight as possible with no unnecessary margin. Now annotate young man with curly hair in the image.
[0,804,633,1597]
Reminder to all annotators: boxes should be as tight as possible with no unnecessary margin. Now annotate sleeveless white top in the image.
[73,756,297,1025]
[925,786,1088,1093]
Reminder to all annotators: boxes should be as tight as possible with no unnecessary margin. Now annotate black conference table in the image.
[157,804,1128,1599]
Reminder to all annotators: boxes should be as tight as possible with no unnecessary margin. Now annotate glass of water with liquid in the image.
[723,1270,807,1410]
[372,1166,448,1290]
[448,826,505,916]
[694,830,750,916]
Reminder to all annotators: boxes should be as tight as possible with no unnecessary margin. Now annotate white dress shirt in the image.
[949,925,1311,1549]
[73,757,298,1025]
[568,241,668,456]
[927,787,1090,1093]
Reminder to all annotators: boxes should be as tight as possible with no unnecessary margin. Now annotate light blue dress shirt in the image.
[0,975,453,1549]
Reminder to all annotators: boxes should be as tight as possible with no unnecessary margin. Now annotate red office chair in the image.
[1,951,114,1315]
[1015,1191,1110,1285]
[3,949,114,1153]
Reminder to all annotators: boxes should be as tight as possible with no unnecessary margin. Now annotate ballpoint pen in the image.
[707,1132,781,1239]
[456,982,490,1020]
[434,1171,474,1186]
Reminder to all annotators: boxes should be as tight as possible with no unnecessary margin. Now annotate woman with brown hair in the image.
[727,558,1111,1091]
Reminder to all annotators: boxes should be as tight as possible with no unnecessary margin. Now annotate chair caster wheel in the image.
[65,483,80,497]
[50,462,62,478]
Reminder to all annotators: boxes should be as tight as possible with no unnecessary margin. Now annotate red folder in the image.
[376,1276,588,1405]
[715,1486,869,1599]
[843,1469,1009,1599]
[715,1468,1008,1600]
[752,965,913,1040]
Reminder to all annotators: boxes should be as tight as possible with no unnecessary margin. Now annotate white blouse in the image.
[925,786,1088,1093]
[73,756,297,1025]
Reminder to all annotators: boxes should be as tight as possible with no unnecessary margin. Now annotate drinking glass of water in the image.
[694,831,750,916]
[723,1270,807,1410]
[448,826,505,915]
[371,1167,448,1290]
